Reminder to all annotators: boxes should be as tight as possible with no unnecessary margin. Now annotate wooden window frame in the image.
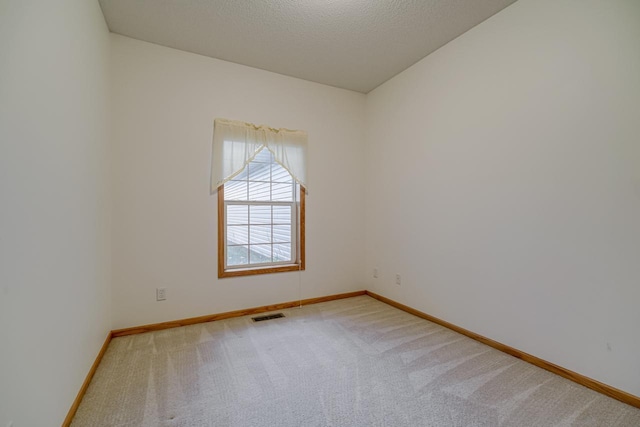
[218,184,305,278]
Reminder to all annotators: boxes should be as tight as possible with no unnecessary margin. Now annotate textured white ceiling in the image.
[99,0,517,93]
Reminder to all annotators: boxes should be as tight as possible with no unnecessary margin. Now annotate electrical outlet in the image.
[156,288,167,301]
[373,268,378,278]
[395,274,401,285]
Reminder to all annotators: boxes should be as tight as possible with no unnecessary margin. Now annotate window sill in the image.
[218,263,305,278]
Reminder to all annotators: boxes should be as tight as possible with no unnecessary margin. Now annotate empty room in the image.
[1,0,640,426]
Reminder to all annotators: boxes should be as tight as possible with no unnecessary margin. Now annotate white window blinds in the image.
[211,118,308,193]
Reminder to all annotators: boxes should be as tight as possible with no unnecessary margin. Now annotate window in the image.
[211,118,308,278]
[218,148,305,277]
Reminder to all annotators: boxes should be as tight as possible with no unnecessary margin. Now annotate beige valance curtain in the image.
[210,118,308,193]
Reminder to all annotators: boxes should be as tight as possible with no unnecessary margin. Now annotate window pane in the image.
[272,162,293,183]
[253,148,272,163]
[273,225,291,243]
[273,243,292,262]
[234,166,249,180]
[272,206,291,224]
[227,226,248,245]
[227,205,248,225]
[249,225,271,244]
[249,244,272,264]
[222,147,302,272]
[225,180,248,201]
[249,205,271,224]
[272,183,293,201]
[248,161,270,182]
[227,245,248,266]
[249,182,270,201]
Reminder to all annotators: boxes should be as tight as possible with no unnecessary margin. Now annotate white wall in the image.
[110,35,366,329]
[365,0,640,396]
[0,1,112,425]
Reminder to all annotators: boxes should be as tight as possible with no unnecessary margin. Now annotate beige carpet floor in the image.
[72,295,640,426]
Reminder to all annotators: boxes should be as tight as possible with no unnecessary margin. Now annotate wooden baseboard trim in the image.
[111,290,367,337]
[365,290,640,409]
[61,332,112,427]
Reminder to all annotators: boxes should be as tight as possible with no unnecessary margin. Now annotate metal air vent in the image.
[252,313,285,322]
